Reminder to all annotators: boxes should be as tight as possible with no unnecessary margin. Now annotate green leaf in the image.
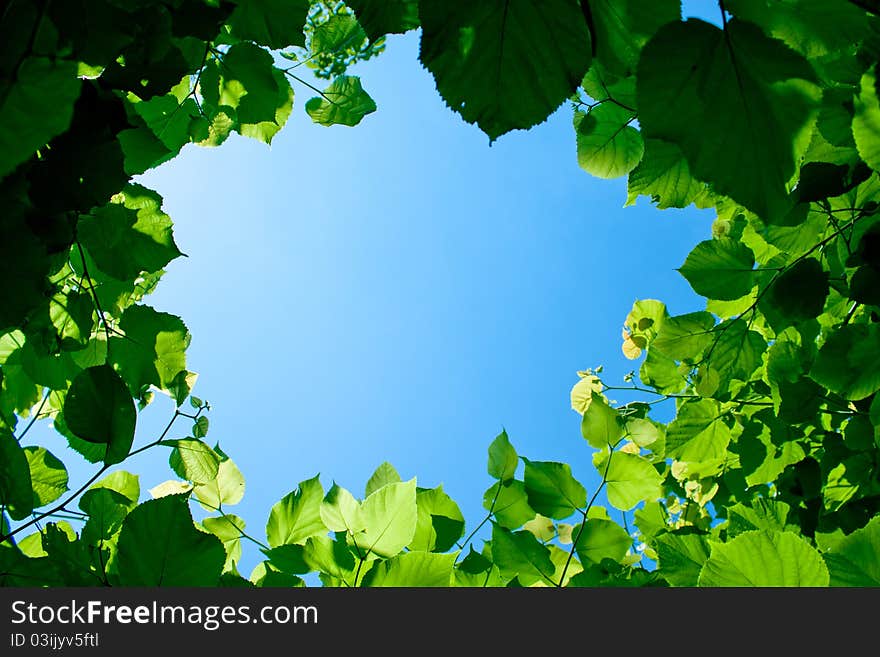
[193,451,246,510]
[810,324,880,401]
[727,499,791,537]
[708,319,766,388]
[78,185,182,281]
[574,519,632,565]
[227,0,310,49]
[522,458,587,519]
[823,517,880,586]
[361,551,456,587]
[738,414,806,487]
[419,0,592,141]
[345,0,419,41]
[679,238,756,301]
[168,439,220,484]
[262,544,310,575]
[654,531,711,587]
[320,483,364,534]
[411,485,465,552]
[488,429,518,481]
[63,365,136,465]
[110,305,190,395]
[310,13,367,55]
[490,523,556,586]
[266,475,325,547]
[0,429,33,520]
[588,0,681,75]
[724,0,871,58]
[760,258,829,327]
[250,561,305,587]
[599,451,663,511]
[117,495,225,586]
[638,19,820,219]
[581,392,622,449]
[202,514,245,572]
[854,66,880,173]
[302,535,356,583]
[484,480,536,529]
[305,75,376,127]
[88,470,140,506]
[80,488,132,545]
[639,347,687,395]
[666,400,732,464]
[365,461,401,497]
[574,104,643,179]
[23,447,68,508]
[0,58,81,178]
[626,139,707,209]
[218,43,285,126]
[699,530,829,587]
[652,312,716,362]
[130,94,200,154]
[354,478,418,558]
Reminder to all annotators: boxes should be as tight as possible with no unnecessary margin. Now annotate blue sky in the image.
[42,6,719,576]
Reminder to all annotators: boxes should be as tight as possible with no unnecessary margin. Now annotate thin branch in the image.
[14,389,52,443]
[558,440,619,586]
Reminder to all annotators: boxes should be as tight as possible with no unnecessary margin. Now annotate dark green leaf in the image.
[419,0,592,141]
[227,0,310,49]
[345,0,419,41]
[0,429,33,520]
[78,185,182,281]
[810,324,880,400]
[117,495,225,586]
[63,365,136,465]
[110,305,190,395]
[522,458,587,519]
[0,58,81,178]
[638,19,820,219]
[490,523,555,586]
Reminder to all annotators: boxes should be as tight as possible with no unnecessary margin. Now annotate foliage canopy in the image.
[1,0,880,587]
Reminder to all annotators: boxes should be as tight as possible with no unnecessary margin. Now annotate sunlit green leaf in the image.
[23,446,68,508]
[699,530,829,587]
[362,551,456,587]
[305,75,376,127]
[266,475,325,547]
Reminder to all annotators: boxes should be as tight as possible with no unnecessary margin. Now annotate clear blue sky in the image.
[43,6,719,576]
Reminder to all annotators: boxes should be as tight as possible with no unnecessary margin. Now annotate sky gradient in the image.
[43,10,719,575]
